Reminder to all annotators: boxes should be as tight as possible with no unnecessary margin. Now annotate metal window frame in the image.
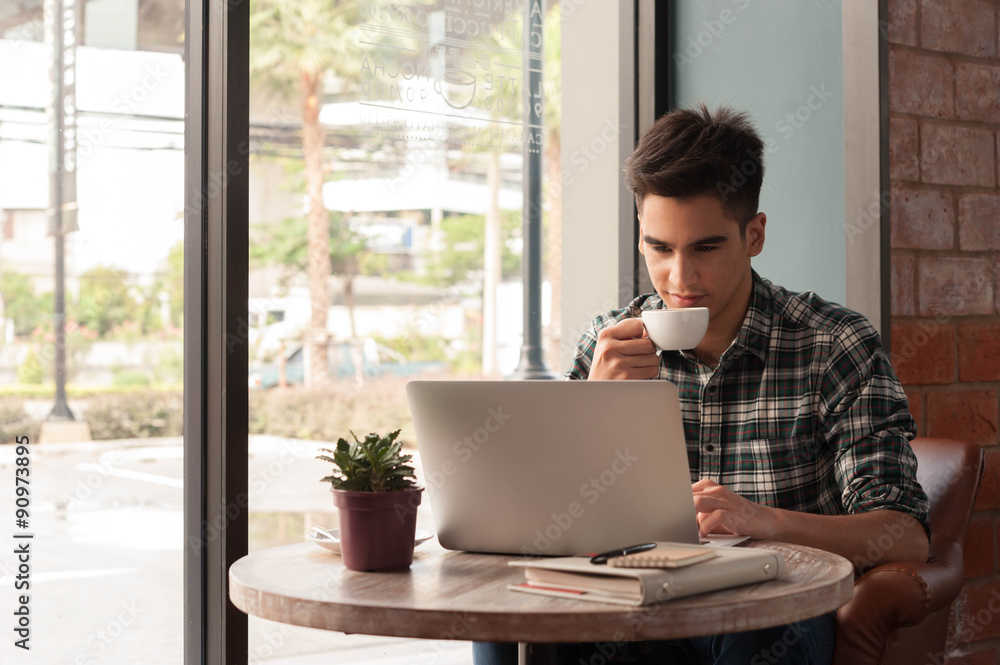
[183,0,250,662]
[843,0,892,345]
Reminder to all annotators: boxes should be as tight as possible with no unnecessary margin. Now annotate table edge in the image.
[229,541,854,642]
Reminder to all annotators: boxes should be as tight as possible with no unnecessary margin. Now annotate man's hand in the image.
[692,479,930,570]
[587,319,660,380]
[692,479,778,539]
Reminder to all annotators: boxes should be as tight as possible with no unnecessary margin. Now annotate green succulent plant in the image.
[317,429,417,492]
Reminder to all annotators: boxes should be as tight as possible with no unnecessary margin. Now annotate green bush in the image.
[371,332,449,363]
[249,378,414,445]
[17,349,45,385]
[153,347,183,384]
[0,383,182,398]
[0,272,51,336]
[86,391,183,440]
[112,369,152,387]
[0,402,40,445]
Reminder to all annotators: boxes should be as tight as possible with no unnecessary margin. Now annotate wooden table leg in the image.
[518,643,559,665]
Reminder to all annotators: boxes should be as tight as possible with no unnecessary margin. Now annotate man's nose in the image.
[669,254,697,290]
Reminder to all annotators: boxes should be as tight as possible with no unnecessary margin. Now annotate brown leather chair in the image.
[832,438,985,665]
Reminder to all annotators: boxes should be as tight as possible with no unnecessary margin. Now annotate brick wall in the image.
[888,0,1000,662]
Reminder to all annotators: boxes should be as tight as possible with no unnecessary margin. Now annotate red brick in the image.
[904,386,924,434]
[957,63,1000,124]
[995,255,1000,314]
[926,389,999,447]
[890,117,920,181]
[959,194,1000,251]
[921,124,996,187]
[958,323,1000,382]
[891,185,955,249]
[921,0,997,58]
[956,580,1000,642]
[993,520,1000,567]
[964,515,995,578]
[892,253,916,316]
[975,452,1000,511]
[890,50,954,118]
[892,322,957,385]
[888,0,919,46]
[918,256,995,316]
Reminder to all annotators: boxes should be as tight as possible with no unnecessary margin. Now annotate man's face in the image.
[638,194,765,326]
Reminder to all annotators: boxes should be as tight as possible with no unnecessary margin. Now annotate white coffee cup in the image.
[641,308,709,351]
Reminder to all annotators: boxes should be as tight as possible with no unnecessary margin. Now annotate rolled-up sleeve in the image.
[818,323,931,537]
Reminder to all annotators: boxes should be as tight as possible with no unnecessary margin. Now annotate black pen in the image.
[589,542,657,565]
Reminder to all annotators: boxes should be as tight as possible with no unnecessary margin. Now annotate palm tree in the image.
[250,0,360,385]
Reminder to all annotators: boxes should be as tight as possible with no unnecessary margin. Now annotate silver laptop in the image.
[405,380,700,556]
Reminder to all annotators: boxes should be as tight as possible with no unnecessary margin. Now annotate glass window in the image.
[0,0,185,661]
[247,0,560,660]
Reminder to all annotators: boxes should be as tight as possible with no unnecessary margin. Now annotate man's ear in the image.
[745,212,766,257]
[637,216,646,256]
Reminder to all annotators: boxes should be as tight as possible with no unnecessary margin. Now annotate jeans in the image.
[472,611,836,665]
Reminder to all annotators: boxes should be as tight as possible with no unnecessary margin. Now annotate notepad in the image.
[607,545,718,568]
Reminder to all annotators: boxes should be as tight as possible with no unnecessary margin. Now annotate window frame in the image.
[183,0,250,662]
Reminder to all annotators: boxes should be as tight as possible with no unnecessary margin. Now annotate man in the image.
[474,105,929,665]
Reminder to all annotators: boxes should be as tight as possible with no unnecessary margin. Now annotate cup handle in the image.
[640,323,663,355]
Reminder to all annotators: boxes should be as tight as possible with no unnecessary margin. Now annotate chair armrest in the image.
[833,439,983,665]
[849,538,965,617]
[834,552,964,665]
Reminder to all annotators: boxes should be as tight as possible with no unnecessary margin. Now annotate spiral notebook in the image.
[607,545,718,568]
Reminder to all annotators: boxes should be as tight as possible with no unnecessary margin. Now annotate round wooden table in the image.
[230,540,853,665]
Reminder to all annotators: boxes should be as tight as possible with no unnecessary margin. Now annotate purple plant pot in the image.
[331,486,423,572]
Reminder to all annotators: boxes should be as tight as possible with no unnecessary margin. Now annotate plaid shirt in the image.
[566,270,930,533]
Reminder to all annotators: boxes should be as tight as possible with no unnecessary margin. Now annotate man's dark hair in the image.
[623,104,765,229]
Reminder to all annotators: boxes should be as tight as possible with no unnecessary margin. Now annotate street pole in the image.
[45,0,77,420]
[51,219,72,419]
[509,0,557,381]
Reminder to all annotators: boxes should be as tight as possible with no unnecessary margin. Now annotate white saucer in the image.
[307,528,435,554]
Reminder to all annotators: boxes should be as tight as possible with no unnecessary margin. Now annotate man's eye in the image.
[696,245,718,252]
[652,246,670,254]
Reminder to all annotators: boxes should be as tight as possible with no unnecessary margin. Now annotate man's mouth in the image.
[668,294,706,308]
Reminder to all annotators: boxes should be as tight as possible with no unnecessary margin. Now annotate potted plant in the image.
[317,429,423,571]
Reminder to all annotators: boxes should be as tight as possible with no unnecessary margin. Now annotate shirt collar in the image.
[732,269,772,362]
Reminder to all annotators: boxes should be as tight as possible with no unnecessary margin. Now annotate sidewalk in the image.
[0,435,470,664]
